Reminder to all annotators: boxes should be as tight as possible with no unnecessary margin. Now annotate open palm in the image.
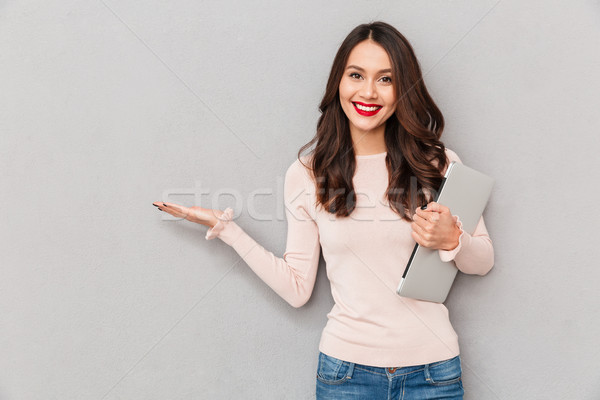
[152,201,223,228]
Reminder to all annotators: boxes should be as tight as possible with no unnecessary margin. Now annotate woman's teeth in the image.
[354,103,381,112]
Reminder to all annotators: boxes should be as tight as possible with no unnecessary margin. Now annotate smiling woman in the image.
[299,22,455,223]
[153,21,493,400]
[339,41,397,143]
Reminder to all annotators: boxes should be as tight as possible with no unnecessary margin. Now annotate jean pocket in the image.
[316,352,354,385]
[424,355,462,386]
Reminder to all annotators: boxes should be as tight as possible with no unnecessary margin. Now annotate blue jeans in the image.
[316,351,464,399]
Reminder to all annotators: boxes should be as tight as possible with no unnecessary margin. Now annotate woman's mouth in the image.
[352,102,383,116]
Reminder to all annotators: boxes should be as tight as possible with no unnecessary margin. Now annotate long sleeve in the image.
[204,159,321,308]
[437,149,495,275]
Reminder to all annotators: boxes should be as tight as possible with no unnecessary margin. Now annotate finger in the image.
[155,205,177,216]
[411,230,431,247]
[158,202,190,218]
[160,201,179,210]
[425,201,450,214]
[411,220,428,239]
[415,207,428,218]
[412,220,438,247]
[417,201,436,212]
[153,202,168,214]
[411,231,424,246]
[415,207,440,220]
[412,212,429,229]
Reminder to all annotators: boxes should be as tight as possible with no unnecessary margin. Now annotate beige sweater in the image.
[205,148,494,367]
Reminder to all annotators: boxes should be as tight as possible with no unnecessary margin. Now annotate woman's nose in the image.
[359,80,377,99]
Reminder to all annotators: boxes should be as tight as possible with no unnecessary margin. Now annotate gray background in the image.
[1,0,599,399]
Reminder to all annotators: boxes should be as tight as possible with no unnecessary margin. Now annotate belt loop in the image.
[346,361,355,379]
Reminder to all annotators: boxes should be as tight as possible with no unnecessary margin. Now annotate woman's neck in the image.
[350,125,386,156]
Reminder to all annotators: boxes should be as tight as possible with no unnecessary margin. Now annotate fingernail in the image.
[162,203,168,207]
[421,205,427,210]
[158,208,163,211]
[153,204,160,208]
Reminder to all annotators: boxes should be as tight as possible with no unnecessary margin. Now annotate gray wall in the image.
[1,0,599,399]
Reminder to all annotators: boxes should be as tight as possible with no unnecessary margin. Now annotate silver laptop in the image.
[396,161,494,303]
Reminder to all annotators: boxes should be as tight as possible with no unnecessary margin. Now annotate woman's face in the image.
[339,40,397,136]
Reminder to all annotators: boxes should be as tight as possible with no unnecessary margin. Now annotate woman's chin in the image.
[349,120,384,134]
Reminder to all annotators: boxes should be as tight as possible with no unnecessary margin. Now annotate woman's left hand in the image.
[411,201,461,251]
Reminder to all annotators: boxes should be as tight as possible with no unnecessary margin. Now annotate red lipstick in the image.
[352,101,383,116]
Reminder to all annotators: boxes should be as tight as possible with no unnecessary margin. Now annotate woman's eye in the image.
[379,76,392,83]
[349,72,362,79]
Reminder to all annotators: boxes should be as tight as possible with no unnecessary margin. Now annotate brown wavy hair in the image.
[298,21,448,222]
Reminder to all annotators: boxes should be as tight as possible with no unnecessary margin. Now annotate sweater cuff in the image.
[438,214,467,262]
[205,207,235,240]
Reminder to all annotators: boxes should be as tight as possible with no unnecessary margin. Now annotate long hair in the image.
[298,21,448,222]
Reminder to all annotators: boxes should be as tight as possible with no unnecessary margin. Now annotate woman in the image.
[153,21,493,399]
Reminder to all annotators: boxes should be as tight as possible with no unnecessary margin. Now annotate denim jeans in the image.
[316,351,464,399]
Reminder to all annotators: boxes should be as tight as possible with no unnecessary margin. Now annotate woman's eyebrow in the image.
[346,65,392,73]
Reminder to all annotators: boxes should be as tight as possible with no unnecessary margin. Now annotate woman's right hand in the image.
[152,201,224,228]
